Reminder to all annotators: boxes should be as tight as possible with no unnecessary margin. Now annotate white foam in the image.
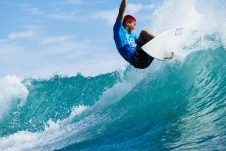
[149,0,226,57]
[44,105,89,131]
[0,105,89,151]
[0,131,41,151]
[0,75,28,120]
[151,0,204,34]
[151,0,225,33]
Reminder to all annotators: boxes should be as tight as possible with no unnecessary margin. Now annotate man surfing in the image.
[113,0,174,69]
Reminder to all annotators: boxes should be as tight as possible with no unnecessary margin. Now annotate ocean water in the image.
[1,0,226,151]
[0,41,225,151]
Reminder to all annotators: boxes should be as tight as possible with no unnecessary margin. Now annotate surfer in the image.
[113,0,155,69]
[113,0,174,69]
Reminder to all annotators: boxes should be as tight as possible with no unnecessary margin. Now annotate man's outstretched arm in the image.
[117,0,127,21]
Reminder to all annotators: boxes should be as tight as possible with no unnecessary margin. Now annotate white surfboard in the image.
[141,26,194,60]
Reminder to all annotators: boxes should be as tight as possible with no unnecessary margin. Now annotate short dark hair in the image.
[123,15,136,26]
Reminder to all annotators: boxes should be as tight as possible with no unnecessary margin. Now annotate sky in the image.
[0,0,163,78]
[1,0,225,78]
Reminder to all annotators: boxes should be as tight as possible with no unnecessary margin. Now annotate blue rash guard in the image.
[113,20,138,64]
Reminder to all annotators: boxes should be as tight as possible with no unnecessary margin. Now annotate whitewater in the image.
[0,0,226,150]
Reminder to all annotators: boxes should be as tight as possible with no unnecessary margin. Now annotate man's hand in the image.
[169,52,174,59]
[164,52,174,60]
[117,0,128,21]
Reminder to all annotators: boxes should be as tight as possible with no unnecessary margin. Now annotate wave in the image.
[0,41,225,150]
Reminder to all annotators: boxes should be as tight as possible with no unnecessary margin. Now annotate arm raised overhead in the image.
[116,0,127,21]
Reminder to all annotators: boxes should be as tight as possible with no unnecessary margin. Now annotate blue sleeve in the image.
[113,20,122,33]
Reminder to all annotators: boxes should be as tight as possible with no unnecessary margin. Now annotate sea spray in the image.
[0,75,28,121]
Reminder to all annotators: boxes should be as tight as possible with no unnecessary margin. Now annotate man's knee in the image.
[138,30,150,42]
[139,30,154,45]
[140,30,149,36]
[141,30,154,38]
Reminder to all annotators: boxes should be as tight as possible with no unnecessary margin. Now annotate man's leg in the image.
[132,30,155,69]
[137,30,155,47]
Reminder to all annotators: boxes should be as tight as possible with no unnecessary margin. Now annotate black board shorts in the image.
[131,45,154,69]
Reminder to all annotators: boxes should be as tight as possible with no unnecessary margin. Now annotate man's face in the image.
[126,21,136,33]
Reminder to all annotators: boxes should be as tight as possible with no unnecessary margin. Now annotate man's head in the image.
[123,15,136,33]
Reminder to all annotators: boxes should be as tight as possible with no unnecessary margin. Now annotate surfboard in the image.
[141,26,193,60]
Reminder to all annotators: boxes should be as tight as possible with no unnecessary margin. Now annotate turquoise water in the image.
[0,36,225,150]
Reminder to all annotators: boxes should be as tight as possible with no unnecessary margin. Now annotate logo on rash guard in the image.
[129,38,136,47]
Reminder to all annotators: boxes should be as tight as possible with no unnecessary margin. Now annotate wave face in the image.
[0,42,225,151]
